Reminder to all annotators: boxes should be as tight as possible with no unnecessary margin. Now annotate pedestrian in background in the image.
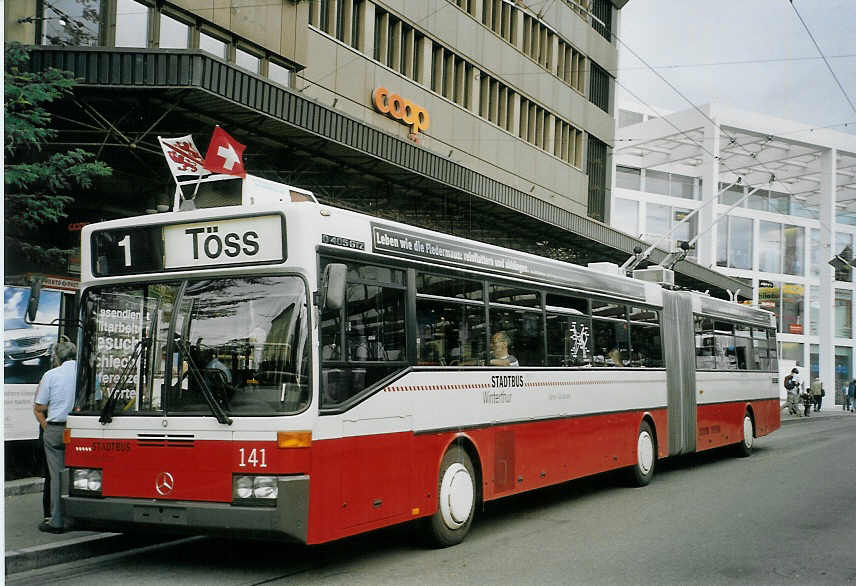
[810,378,823,413]
[33,337,77,533]
[844,383,852,412]
[784,368,802,416]
[847,378,856,413]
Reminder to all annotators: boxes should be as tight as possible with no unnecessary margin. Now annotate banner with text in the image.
[370,224,646,300]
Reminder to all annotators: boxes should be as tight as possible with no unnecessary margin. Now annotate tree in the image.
[4,42,111,273]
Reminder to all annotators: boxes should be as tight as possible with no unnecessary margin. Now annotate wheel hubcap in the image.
[743,416,754,449]
[439,462,474,529]
[637,431,654,475]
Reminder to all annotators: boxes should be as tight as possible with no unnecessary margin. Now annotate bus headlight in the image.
[71,468,102,496]
[233,475,278,504]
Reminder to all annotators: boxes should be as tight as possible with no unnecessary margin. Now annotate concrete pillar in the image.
[698,117,720,268]
[818,147,836,395]
[416,35,432,88]
[359,1,375,56]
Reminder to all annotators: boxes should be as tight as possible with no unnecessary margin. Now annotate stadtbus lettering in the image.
[372,87,429,134]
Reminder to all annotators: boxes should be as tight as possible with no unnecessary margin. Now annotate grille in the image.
[136,434,195,448]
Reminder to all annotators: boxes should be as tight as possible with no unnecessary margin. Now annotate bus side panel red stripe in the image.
[306,409,667,544]
[696,398,780,452]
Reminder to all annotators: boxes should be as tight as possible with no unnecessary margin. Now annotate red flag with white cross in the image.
[203,126,247,177]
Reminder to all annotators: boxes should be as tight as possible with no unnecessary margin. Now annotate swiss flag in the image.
[203,126,247,177]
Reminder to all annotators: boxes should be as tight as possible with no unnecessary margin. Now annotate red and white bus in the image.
[58,174,779,546]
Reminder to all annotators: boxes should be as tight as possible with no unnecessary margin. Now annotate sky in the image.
[616,0,856,135]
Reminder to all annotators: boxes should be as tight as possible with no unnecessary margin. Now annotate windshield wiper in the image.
[99,336,148,424]
[173,338,233,425]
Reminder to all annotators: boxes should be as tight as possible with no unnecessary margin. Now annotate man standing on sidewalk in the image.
[810,378,824,413]
[33,337,77,534]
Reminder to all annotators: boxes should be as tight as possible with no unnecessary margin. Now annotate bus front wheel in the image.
[427,446,476,547]
[629,420,656,487]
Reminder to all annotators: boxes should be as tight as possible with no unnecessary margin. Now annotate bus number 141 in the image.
[238,448,267,468]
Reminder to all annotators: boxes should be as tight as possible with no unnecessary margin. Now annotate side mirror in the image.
[26,278,42,323]
[321,263,347,311]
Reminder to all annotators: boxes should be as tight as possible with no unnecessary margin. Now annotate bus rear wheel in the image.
[736,412,754,458]
[427,446,476,547]
[629,420,656,487]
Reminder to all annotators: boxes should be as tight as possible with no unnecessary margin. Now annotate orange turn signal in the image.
[277,431,312,448]
[62,428,72,444]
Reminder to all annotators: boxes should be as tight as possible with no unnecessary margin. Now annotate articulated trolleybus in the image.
[60,174,779,547]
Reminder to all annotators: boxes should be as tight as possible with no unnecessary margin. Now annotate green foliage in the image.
[4,42,111,270]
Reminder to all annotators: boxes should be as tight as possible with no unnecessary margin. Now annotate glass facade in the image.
[613,198,639,236]
[836,289,853,338]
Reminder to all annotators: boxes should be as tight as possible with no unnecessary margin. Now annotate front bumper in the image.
[63,473,310,542]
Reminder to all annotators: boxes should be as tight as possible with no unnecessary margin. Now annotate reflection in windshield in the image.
[76,277,310,416]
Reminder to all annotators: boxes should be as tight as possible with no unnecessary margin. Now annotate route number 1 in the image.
[239,448,267,468]
[117,234,132,267]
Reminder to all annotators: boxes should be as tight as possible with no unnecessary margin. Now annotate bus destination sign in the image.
[91,214,285,276]
[163,215,284,269]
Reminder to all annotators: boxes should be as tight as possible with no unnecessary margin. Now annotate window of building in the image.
[553,119,584,167]
[781,283,804,335]
[670,174,695,199]
[199,31,227,58]
[353,0,365,48]
[159,13,189,49]
[613,198,639,235]
[591,0,612,40]
[769,191,790,215]
[759,220,782,273]
[587,136,607,222]
[115,0,148,48]
[783,225,805,276]
[645,170,669,196]
[615,166,641,190]
[618,109,644,128]
[835,346,853,401]
[757,281,780,328]
[719,183,745,206]
[809,284,820,336]
[791,197,819,219]
[779,341,802,366]
[645,203,670,242]
[836,289,853,338]
[268,61,292,88]
[835,233,853,283]
[589,62,610,113]
[42,0,102,46]
[235,47,260,73]
[482,0,515,43]
[810,228,821,278]
[717,216,753,270]
[557,40,586,93]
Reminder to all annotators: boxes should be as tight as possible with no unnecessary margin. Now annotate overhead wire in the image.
[788,0,856,116]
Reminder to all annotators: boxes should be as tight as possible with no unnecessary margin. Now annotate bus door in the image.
[662,291,696,455]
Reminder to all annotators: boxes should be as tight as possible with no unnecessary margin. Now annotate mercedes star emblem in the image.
[155,471,175,496]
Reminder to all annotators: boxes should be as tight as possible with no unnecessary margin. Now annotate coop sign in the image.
[372,87,429,134]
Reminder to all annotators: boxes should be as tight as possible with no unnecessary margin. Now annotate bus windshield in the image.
[76,276,310,417]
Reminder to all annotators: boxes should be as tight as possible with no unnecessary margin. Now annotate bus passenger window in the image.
[734,324,753,370]
[546,314,592,367]
[593,318,628,367]
[416,298,486,366]
[489,307,544,366]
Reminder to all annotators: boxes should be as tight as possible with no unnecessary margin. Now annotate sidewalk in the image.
[780,403,855,424]
[4,479,173,576]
